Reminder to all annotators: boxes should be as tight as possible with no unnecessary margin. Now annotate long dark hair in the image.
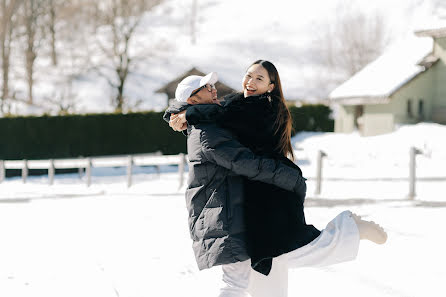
[249,60,294,160]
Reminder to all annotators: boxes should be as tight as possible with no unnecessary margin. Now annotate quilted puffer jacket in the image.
[164,103,307,270]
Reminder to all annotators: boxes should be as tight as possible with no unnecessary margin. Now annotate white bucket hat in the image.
[175,72,218,102]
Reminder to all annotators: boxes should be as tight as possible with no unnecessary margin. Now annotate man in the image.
[168,72,220,131]
[163,72,307,297]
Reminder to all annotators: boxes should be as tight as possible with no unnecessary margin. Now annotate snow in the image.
[0,124,445,296]
[328,34,433,100]
[293,123,446,181]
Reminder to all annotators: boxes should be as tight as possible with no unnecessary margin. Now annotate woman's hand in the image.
[169,110,187,131]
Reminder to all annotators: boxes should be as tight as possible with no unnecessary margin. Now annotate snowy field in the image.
[1,124,445,297]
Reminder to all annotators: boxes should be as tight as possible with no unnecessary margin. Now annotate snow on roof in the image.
[329,35,433,101]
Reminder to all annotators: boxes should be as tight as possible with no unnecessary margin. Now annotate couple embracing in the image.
[163,60,387,297]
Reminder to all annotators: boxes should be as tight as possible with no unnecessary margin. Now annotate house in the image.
[329,26,446,136]
[155,68,236,106]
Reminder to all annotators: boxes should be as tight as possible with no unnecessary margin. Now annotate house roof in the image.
[155,67,236,99]
[415,27,446,38]
[414,15,446,38]
[418,53,439,68]
[329,35,433,104]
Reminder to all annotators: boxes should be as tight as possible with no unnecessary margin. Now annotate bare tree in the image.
[56,1,96,70]
[311,2,390,96]
[93,0,163,112]
[336,11,388,76]
[46,0,95,67]
[0,0,22,111]
[44,76,78,115]
[22,0,46,104]
[46,0,59,66]
[190,0,197,44]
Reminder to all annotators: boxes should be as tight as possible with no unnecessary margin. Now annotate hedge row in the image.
[0,112,186,160]
[289,104,334,134]
[0,105,333,160]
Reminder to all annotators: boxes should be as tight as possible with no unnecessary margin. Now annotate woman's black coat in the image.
[185,93,321,275]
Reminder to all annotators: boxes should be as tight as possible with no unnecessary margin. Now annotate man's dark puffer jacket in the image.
[164,102,310,271]
[182,93,321,275]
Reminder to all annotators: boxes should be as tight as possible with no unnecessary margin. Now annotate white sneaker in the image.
[351,213,388,244]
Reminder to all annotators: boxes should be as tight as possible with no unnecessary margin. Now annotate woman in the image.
[170,60,387,296]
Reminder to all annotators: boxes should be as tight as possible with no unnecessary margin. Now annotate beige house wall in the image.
[387,65,435,124]
[434,37,446,61]
[432,38,446,123]
[361,112,394,136]
[334,104,355,133]
[338,68,436,136]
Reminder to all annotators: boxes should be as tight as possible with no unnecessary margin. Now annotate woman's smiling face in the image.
[242,64,274,97]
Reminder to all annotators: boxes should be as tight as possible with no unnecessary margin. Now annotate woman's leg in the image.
[219,260,252,297]
[248,255,288,297]
[245,211,387,296]
[286,210,361,268]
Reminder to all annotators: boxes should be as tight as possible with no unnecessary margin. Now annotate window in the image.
[407,99,413,118]
[418,99,424,120]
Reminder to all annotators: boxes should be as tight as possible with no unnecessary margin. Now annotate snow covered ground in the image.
[0,124,445,296]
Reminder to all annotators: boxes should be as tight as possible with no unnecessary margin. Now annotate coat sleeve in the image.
[171,99,251,133]
[185,99,266,140]
[199,126,307,199]
[185,104,225,125]
[163,101,191,136]
[162,101,190,123]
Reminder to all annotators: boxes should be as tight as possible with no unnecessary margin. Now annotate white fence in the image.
[312,146,437,200]
[0,146,440,199]
[0,152,187,188]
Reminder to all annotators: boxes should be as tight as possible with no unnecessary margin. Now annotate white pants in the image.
[218,211,360,297]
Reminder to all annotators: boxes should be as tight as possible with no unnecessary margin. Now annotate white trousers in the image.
[218,211,360,297]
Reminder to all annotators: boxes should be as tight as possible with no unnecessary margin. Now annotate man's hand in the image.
[169,110,187,131]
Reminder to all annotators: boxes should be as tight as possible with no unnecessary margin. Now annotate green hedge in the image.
[289,104,334,135]
[0,112,186,160]
[0,105,333,160]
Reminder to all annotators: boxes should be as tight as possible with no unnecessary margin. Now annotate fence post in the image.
[127,155,133,188]
[315,150,326,195]
[0,160,4,183]
[48,159,55,185]
[0,160,6,183]
[78,156,84,179]
[86,158,92,187]
[178,153,186,189]
[22,159,28,183]
[409,147,421,200]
